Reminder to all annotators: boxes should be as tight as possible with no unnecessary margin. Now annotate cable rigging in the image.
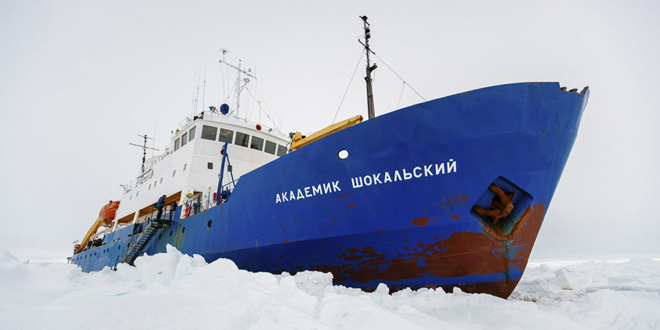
[331,49,365,125]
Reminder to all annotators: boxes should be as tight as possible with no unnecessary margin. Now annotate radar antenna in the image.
[129,134,159,174]
[219,55,257,118]
[359,15,377,120]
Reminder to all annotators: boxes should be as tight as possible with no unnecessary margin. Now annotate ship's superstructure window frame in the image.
[251,136,264,151]
[181,132,188,147]
[277,145,288,157]
[201,125,218,140]
[174,138,180,151]
[188,126,196,141]
[183,163,187,171]
[264,140,276,155]
[219,128,234,144]
[207,162,213,169]
[235,132,249,147]
[172,170,176,177]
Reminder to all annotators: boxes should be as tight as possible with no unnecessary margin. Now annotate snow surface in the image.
[1,246,658,330]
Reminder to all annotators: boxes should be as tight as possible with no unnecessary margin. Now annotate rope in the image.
[220,62,225,101]
[244,85,280,131]
[332,50,365,124]
[372,52,426,102]
[224,81,238,115]
[396,81,405,109]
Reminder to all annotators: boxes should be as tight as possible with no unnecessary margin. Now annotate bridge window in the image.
[201,125,218,140]
[277,145,288,157]
[207,162,213,169]
[219,128,234,143]
[264,140,276,155]
[251,136,264,151]
[188,126,196,141]
[181,132,188,147]
[235,132,249,147]
[174,138,180,151]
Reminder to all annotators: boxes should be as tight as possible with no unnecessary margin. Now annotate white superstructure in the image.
[110,110,289,231]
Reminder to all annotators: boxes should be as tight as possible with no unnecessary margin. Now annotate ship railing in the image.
[122,180,137,194]
[205,110,285,136]
[121,142,176,194]
[144,152,168,170]
[122,169,155,194]
[193,180,239,211]
[178,117,192,130]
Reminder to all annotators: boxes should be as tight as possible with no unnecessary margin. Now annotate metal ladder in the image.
[121,219,170,266]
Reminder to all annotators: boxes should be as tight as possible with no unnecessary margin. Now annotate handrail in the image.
[120,219,159,264]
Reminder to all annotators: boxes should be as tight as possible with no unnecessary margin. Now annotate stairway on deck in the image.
[121,219,171,266]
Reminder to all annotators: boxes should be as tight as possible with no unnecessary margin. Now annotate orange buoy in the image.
[99,201,120,226]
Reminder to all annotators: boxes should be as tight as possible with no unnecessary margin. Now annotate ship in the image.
[69,17,589,299]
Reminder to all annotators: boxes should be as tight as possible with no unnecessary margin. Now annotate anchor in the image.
[472,183,515,226]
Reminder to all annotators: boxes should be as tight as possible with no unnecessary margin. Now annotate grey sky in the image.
[1,0,658,261]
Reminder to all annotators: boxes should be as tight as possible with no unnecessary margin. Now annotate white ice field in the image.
[1,246,658,330]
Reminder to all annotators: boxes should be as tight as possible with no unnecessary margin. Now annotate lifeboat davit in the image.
[99,201,120,226]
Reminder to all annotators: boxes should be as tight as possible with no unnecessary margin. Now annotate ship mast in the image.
[129,134,159,174]
[359,15,377,120]
[219,54,257,118]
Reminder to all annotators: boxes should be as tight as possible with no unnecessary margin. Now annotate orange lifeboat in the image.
[99,201,120,226]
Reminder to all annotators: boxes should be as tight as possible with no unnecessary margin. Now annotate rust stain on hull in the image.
[315,203,547,299]
[411,217,431,226]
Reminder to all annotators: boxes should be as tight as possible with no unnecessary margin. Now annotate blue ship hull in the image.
[71,82,588,298]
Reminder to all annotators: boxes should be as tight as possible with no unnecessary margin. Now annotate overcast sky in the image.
[1,0,658,261]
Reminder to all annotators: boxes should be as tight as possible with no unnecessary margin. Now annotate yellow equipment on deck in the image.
[290,115,363,151]
[74,217,104,254]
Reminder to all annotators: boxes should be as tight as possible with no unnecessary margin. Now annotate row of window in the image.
[205,125,288,156]
[173,126,196,152]
[174,124,288,157]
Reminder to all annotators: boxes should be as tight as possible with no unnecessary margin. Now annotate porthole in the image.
[182,227,186,234]
[118,245,121,250]
[158,234,162,240]
[338,149,349,160]
[207,220,212,230]
[169,231,173,237]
